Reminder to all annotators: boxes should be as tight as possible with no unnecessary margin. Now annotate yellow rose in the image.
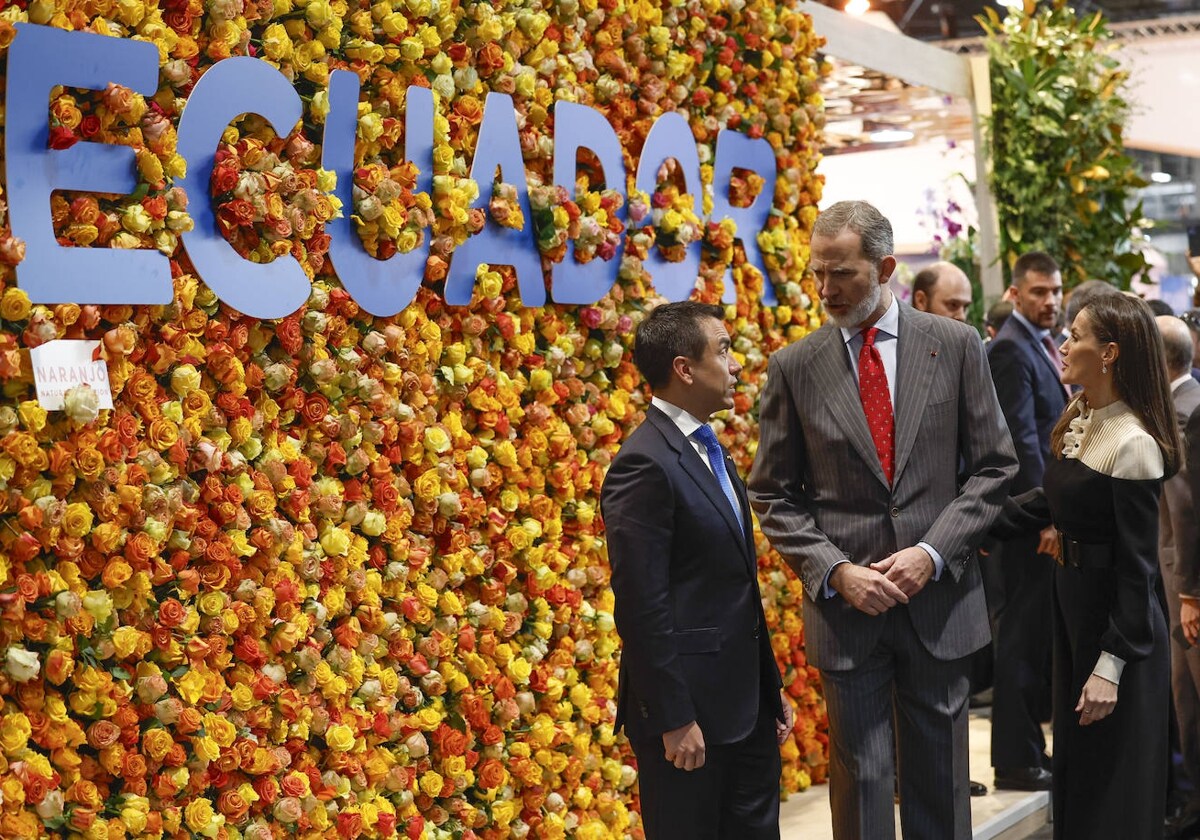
[121,807,148,835]
[419,770,444,797]
[175,668,206,704]
[506,656,532,684]
[0,712,31,753]
[142,728,174,761]
[197,592,226,616]
[169,363,201,397]
[192,735,220,761]
[62,502,95,538]
[184,798,215,833]
[320,527,350,557]
[18,401,47,434]
[0,288,31,321]
[413,468,442,502]
[111,626,142,659]
[490,799,519,826]
[325,723,355,752]
[261,22,292,60]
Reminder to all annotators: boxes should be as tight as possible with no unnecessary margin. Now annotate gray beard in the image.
[823,281,883,330]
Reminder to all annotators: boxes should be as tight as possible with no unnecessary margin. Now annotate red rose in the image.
[337,812,364,839]
[48,125,78,150]
[79,115,101,138]
[211,163,239,195]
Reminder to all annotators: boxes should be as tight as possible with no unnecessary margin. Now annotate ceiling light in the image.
[1150,171,1172,184]
[869,128,914,143]
[845,0,871,16]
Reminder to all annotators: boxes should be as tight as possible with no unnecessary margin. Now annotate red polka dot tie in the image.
[858,327,894,485]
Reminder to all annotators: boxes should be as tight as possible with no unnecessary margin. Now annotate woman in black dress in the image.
[1043,294,1180,839]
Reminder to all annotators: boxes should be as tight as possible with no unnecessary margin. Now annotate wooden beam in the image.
[968,54,1005,302]
[805,3,973,100]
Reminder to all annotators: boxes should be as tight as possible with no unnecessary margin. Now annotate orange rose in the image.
[123,371,158,403]
[101,559,133,590]
[478,759,507,789]
[176,708,202,735]
[122,752,147,780]
[86,720,121,750]
[158,598,187,628]
[45,650,74,685]
[124,531,156,568]
[216,789,250,822]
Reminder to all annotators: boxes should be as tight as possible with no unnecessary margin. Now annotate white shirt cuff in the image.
[918,542,945,581]
[1092,651,1126,685]
[822,559,848,599]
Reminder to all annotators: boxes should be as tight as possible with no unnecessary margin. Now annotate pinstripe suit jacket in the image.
[748,302,1018,670]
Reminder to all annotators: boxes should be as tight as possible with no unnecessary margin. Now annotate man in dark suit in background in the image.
[985,251,1068,791]
[1155,315,1200,840]
[601,301,793,840]
[750,200,1017,839]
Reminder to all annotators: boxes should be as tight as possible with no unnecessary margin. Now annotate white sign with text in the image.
[30,340,114,411]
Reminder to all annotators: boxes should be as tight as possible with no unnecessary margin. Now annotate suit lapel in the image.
[812,324,891,489]
[645,407,752,565]
[893,306,938,486]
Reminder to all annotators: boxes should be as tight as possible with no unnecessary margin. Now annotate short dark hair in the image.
[912,266,940,302]
[986,299,1013,331]
[1065,279,1120,325]
[812,201,894,261]
[1147,299,1175,317]
[1012,252,1060,285]
[633,301,726,390]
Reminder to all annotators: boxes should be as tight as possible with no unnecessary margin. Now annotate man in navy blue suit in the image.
[986,251,1069,790]
[602,301,793,839]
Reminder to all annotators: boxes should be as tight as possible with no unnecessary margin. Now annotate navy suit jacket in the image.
[600,405,782,746]
[987,316,1068,493]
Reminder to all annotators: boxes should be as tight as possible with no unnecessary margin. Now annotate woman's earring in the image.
[1102,363,1108,374]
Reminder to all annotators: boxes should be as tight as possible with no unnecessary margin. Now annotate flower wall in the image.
[0,1,826,838]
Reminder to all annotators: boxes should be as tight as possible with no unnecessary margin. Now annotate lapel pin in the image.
[931,350,938,357]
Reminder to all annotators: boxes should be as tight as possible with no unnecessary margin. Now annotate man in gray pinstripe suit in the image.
[749,201,1017,839]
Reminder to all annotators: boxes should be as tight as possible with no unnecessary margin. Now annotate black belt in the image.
[1058,535,1113,570]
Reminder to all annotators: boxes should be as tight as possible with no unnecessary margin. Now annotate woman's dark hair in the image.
[1051,294,1181,476]
[633,301,725,390]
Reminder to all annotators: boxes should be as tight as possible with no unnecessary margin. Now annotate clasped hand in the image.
[831,546,934,616]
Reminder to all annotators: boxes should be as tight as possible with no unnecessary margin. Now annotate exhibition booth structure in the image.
[0,2,828,839]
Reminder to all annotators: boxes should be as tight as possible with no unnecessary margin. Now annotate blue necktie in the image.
[692,425,744,531]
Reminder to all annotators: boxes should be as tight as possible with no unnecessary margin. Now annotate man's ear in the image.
[913,289,928,311]
[671,354,693,385]
[878,255,898,284]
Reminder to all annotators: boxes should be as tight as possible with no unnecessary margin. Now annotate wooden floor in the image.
[779,711,1052,839]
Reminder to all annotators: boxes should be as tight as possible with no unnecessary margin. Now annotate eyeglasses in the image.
[1181,312,1200,331]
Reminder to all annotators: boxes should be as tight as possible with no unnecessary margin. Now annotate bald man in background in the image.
[911,262,973,323]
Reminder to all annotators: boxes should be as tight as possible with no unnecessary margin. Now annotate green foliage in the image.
[979,0,1149,289]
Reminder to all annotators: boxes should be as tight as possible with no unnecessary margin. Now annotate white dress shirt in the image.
[651,396,716,474]
[824,297,945,596]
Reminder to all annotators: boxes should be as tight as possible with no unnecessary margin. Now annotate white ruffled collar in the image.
[1061,398,1128,459]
